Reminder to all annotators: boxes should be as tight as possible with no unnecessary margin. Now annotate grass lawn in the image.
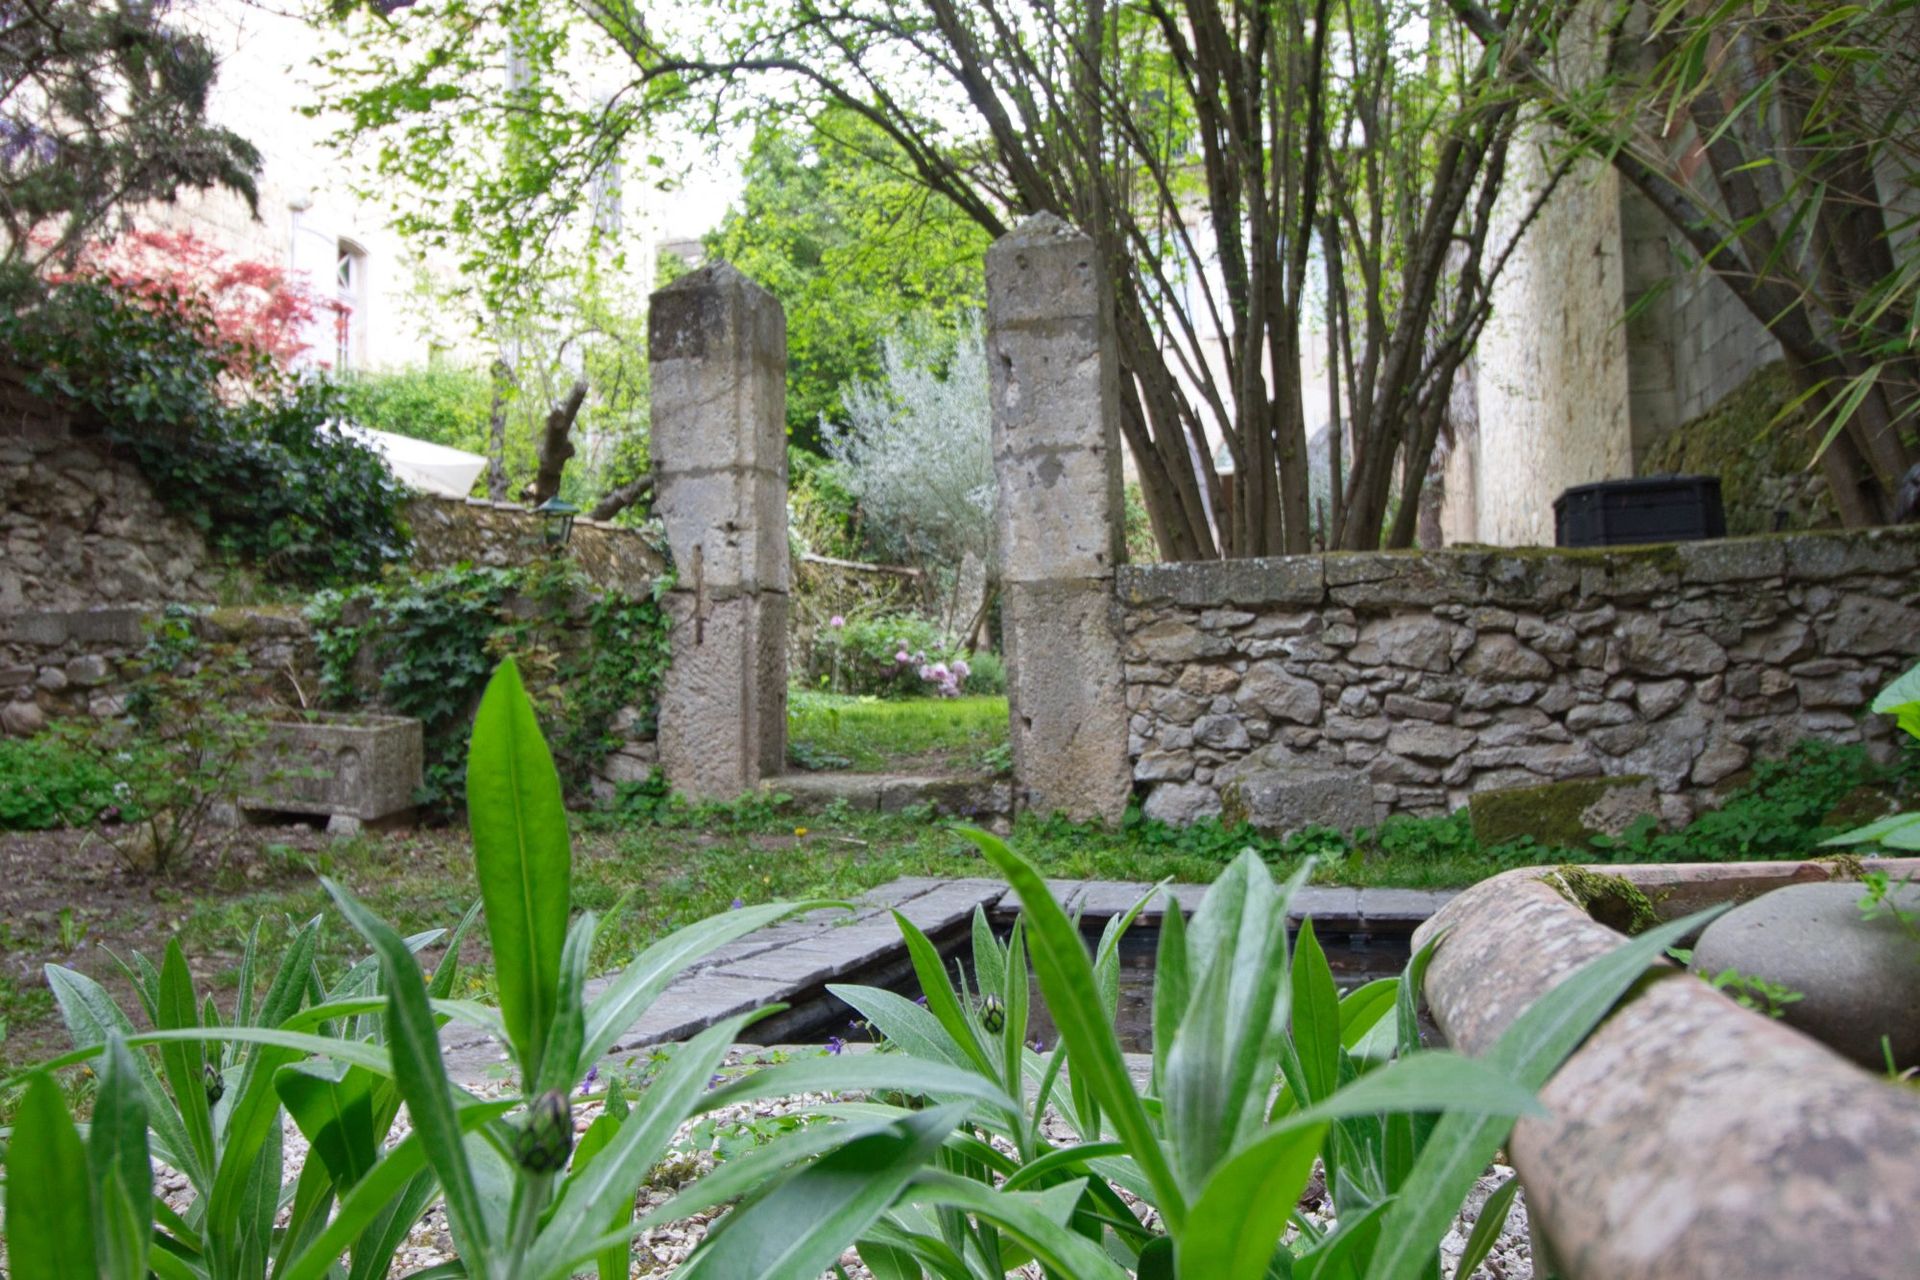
[787,689,1009,773]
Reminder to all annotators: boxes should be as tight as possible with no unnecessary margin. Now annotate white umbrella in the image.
[338,424,488,498]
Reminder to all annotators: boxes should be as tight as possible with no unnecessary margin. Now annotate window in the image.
[335,239,368,370]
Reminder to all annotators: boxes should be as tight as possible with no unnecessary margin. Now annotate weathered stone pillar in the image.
[649,263,788,801]
[988,214,1132,821]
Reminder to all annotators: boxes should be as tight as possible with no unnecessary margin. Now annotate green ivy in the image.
[0,278,410,586]
[308,562,671,812]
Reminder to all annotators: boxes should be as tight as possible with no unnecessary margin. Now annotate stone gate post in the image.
[649,263,788,800]
[987,214,1132,821]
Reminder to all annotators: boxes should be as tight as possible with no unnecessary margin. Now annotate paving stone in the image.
[622,973,792,1045]
[1134,883,1211,919]
[891,879,1004,934]
[1291,887,1362,924]
[1358,888,1456,924]
[1075,881,1158,918]
[995,878,1089,916]
[706,948,846,988]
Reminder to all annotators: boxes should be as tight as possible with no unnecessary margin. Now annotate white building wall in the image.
[144,1,657,374]
[1465,141,1634,546]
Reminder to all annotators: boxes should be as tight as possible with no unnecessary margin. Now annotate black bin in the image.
[1554,475,1725,547]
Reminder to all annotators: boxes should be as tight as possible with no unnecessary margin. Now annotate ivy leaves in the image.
[1,280,411,587]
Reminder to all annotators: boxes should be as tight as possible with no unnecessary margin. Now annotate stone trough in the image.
[1416,858,1920,1280]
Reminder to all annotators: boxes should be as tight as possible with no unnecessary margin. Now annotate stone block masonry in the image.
[988,215,1132,822]
[649,263,790,801]
[1115,527,1920,828]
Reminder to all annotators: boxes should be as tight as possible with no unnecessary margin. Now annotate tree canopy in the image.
[706,109,989,446]
[0,0,260,299]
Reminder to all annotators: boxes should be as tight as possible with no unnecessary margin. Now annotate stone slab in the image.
[1356,888,1456,924]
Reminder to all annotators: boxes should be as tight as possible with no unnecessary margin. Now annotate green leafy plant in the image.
[309,563,671,810]
[1825,659,1920,855]
[2,658,830,1278]
[652,834,1722,1277]
[0,733,123,831]
[0,278,410,587]
[53,631,274,876]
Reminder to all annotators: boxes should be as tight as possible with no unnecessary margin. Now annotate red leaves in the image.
[52,228,345,369]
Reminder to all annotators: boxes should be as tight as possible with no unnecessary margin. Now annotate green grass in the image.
[786,689,1009,773]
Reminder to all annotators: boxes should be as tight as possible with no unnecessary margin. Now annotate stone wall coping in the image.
[1116,525,1920,608]
[1413,858,1920,1279]
[435,493,639,534]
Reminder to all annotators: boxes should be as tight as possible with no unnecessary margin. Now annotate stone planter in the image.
[1415,858,1920,1280]
[245,711,423,821]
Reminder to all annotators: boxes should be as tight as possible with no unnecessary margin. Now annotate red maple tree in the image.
[58,228,345,368]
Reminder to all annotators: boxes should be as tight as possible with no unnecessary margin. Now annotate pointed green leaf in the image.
[276,1059,382,1190]
[88,1034,152,1280]
[959,826,1187,1230]
[466,657,572,1085]
[677,1105,969,1280]
[157,939,216,1175]
[1456,1174,1522,1280]
[7,1074,97,1279]
[1292,918,1342,1105]
[325,876,498,1278]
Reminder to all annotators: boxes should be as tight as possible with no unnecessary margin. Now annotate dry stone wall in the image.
[1,392,661,610]
[1116,528,1920,831]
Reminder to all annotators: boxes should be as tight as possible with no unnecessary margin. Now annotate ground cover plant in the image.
[1,657,1725,1278]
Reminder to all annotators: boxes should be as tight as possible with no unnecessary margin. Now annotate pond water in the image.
[810,923,1417,1055]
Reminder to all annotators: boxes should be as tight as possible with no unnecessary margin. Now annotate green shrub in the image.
[336,365,497,456]
[0,278,410,587]
[0,735,122,831]
[960,647,1005,695]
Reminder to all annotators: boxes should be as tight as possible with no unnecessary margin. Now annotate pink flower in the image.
[952,659,971,679]
[930,662,950,680]
[917,665,932,680]
[829,615,845,628]
[895,650,911,663]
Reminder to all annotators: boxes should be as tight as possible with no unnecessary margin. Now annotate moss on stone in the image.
[1468,775,1652,849]
[1544,866,1661,935]
[1640,361,1839,536]
[1812,852,1869,880]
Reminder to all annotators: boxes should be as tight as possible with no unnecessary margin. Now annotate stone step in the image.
[761,771,1012,821]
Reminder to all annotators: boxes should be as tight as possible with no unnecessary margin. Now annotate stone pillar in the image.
[649,263,788,801]
[987,214,1132,821]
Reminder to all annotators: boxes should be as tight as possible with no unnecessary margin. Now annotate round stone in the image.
[1691,881,1920,1070]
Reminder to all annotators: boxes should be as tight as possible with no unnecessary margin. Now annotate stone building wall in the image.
[1116,527,1920,831]
[1468,148,1633,545]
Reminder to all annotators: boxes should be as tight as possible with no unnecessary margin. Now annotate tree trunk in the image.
[527,378,587,506]
[485,356,512,502]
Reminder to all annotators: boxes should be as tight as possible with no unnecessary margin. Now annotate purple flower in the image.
[915,994,929,1007]
[930,662,950,680]
[579,1065,599,1096]
[895,649,911,663]
[952,659,971,679]
[829,615,845,628]
[825,1036,846,1055]
[917,665,932,680]
[730,897,744,910]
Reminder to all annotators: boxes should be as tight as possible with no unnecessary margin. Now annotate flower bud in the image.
[204,1062,225,1106]
[979,994,1005,1034]
[513,1089,575,1174]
